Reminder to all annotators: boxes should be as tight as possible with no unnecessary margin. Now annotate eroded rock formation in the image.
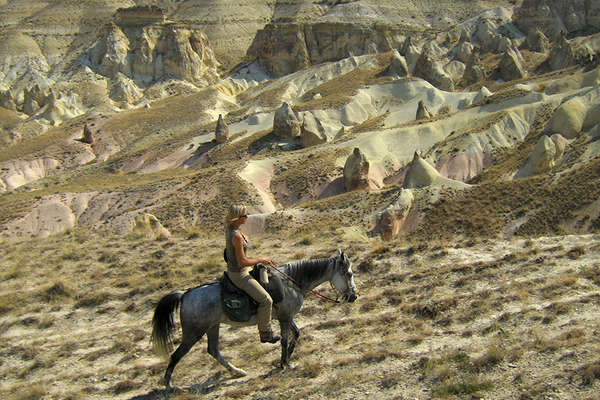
[133,213,171,239]
[85,20,219,87]
[301,113,327,147]
[514,0,600,40]
[499,48,527,81]
[215,114,229,144]
[376,189,414,241]
[416,100,433,120]
[414,48,455,91]
[273,102,301,139]
[344,147,370,191]
[247,22,408,77]
[548,97,587,138]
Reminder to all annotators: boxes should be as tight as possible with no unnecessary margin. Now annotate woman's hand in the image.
[259,257,276,266]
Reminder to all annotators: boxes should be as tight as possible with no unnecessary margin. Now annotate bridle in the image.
[267,256,355,304]
[269,263,341,303]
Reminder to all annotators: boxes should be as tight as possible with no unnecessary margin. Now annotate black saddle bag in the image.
[220,266,285,322]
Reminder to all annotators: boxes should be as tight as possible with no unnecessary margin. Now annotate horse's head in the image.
[330,250,357,303]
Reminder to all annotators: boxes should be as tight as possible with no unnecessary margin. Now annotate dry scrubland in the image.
[1,229,600,399]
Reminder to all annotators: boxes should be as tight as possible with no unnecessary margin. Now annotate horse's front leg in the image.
[286,320,300,359]
[279,320,291,369]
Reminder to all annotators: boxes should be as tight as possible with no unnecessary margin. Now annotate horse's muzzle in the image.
[346,293,357,303]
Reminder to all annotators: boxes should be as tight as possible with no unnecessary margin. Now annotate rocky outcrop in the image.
[109,73,142,104]
[85,21,219,87]
[376,189,414,241]
[300,113,327,147]
[414,48,455,91]
[0,89,17,111]
[548,97,587,138]
[584,103,600,130]
[547,34,576,71]
[462,52,486,85]
[453,41,474,63]
[514,0,600,40]
[0,158,60,192]
[498,48,527,82]
[215,114,229,143]
[273,102,301,139]
[81,124,94,144]
[132,213,171,239]
[386,49,409,77]
[416,100,433,120]
[403,152,470,189]
[517,134,568,177]
[343,147,371,191]
[444,60,466,83]
[401,36,422,73]
[473,86,493,103]
[246,22,409,77]
[526,28,550,53]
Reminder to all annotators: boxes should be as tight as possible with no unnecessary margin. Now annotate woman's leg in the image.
[229,270,277,340]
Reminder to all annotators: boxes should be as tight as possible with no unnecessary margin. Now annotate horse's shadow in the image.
[126,369,286,400]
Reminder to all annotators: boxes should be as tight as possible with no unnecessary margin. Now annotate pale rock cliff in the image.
[85,21,220,87]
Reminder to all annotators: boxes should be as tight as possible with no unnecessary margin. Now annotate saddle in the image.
[220,265,284,322]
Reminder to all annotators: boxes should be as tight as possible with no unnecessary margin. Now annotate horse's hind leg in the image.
[164,333,199,389]
[207,325,247,377]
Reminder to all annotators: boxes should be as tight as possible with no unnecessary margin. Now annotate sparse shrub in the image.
[300,360,323,378]
[113,380,141,394]
[297,236,313,246]
[472,343,505,371]
[98,251,120,264]
[580,360,600,385]
[380,371,404,389]
[566,246,586,260]
[579,265,600,284]
[9,384,47,400]
[433,379,493,397]
[38,281,73,302]
[357,259,376,273]
[74,291,109,308]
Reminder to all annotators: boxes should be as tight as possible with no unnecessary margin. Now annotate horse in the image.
[151,250,357,389]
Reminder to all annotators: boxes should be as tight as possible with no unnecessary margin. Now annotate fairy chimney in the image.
[416,100,433,120]
[273,102,301,139]
[343,147,370,191]
[215,114,229,143]
[82,123,94,144]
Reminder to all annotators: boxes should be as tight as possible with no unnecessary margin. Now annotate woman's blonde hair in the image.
[224,204,248,230]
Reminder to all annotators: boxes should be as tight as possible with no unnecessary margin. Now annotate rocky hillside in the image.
[1,0,600,397]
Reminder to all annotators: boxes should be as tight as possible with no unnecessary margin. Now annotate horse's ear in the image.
[337,249,342,258]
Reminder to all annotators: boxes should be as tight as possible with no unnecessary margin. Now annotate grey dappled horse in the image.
[151,250,357,389]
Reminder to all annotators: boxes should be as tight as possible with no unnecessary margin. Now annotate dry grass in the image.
[0,231,599,399]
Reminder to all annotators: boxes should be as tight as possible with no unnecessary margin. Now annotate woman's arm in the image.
[232,232,272,268]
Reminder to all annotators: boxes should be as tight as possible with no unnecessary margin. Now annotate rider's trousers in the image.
[228,269,273,332]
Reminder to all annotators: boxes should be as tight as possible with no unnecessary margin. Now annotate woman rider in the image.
[224,204,280,344]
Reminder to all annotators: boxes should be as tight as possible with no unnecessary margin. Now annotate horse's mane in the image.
[281,257,331,289]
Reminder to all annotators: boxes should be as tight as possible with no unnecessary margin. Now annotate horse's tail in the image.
[151,290,185,359]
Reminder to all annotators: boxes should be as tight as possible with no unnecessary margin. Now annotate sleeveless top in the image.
[225,228,248,274]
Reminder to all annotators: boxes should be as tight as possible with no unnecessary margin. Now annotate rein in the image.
[268,264,341,304]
